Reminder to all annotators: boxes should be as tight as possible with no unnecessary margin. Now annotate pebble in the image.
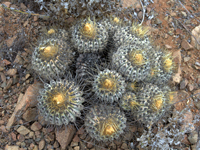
[11,132,17,141]
[74,146,80,150]
[191,144,197,150]
[0,120,5,125]
[165,44,172,49]
[187,83,194,91]
[86,140,93,149]
[180,79,188,90]
[70,142,78,147]
[56,125,76,149]
[121,143,128,149]
[181,39,193,50]
[6,36,17,47]
[30,122,42,131]
[191,25,200,50]
[53,141,59,148]
[5,145,19,150]
[29,131,35,139]
[22,108,38,122]
[80,141,87,150]
[184,57,190,62]
[39,140,45,150]
[3,2,11,8]
[14,52,23,64]
[1,59,11,66]
[0,125,8,133]
[137,11,143,20]
[193,89,200,109]
[73,134,80,142]
[7,68,17,76]
[181,11,187,17]
[188,131,198,144]
[17,126,30,135]
[4,78,13,90]
[195,62,200,67]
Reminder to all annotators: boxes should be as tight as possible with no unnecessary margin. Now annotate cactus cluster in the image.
[31,15,176,143]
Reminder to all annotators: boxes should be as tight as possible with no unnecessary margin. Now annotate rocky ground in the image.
[0,0,200,150]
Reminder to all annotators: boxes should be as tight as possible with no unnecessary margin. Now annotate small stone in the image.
[172,49,182,84]
[137,11,143,20]
[180,79,188,90]
[184,57,190,62]
[34,16,38,22]
[155,18,162,24]
[195,62,200,67]
[73,134,80,142]
[20,3,27,10]
[193,89,200,109]
[3,2,11,7]
[25,74,30,80]
[191,144,197,150]
[0,66,4,71]
[6,36,17,47]
[39,140,45,150]
[171,12,177,16]
[29,131,35,139]
[114,140,122,146]
[181,39,193,50]
[53,141,59,148]
[181,110,195,132]
[22,107,38,122]
[31,122,42,131]
[56,125,76,149]
[0,120,4,125]
[80,141,87,150]
[17,126,30,135]
[121,143,128,149]
[29,143,35,149]
[33,145,38,150]
[0,72,6,82]
[173,73,181,84]
[5,145,19,150]
[11,132,17,141]
[7,68,17,76]
[70,142,78,147]
[188,131,198,144]
[74,146,80,150]
[165,44,172,49]
[17,134,25,142]
[4,78,13,90]
[191,25,200,50]
[1,59,11,66]
[13,52,23,64]
[188,83,194,91]
[87,141,93,149]
[77,127,84,135]
[0,125,8,133]
[46,144,53,150]
[181,11,187,17]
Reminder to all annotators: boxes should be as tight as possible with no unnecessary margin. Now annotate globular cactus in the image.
[70,17,108,53]
[37,79,85,126]
[92,69,126,103]
[112,44,151,82]
[31,29,74,80]
[84,105,127,142]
